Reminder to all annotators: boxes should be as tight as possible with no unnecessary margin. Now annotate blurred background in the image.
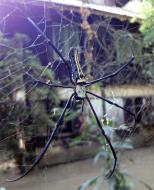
[0,0,154,189]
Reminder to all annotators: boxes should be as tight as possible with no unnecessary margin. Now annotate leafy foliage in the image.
[140,0,154,46]
[79,124,134,190]
[0,32,59,155]
[79,152,133,190]
[139,0,154,82]
[79,121,154,190]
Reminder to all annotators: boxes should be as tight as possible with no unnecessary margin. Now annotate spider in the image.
[7,17,136,182]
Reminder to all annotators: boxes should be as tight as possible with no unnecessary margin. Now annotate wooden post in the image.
[80,7,95,80]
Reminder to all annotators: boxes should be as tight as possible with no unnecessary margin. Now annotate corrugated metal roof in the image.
[41,0,142,20]
[3,0,142,21]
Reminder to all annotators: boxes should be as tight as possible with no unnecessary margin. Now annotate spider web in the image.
[0,0,153,188]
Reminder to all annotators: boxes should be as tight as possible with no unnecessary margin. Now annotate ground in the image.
[0,146,154,190]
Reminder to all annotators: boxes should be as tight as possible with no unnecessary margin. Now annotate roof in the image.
[2,0,142,21]
[46,0,142,20]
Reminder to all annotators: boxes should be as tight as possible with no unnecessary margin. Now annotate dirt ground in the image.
[0,146,154,190]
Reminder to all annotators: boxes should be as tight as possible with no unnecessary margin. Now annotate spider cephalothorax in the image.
[7,17,136,182]
[75,84,86,99]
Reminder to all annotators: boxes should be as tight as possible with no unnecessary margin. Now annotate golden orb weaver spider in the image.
[7,17,136,182]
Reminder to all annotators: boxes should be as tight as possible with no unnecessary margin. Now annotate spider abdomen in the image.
[69,48,85,83]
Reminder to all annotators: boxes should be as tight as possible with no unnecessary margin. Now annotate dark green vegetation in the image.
[0,33,60,172]
[138,0,154,82]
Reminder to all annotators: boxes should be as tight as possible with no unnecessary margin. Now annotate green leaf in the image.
[94,150,108,164]
[78,177,98,190]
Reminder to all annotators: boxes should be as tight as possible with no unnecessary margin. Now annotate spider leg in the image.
[81,99,85,112]
[7,93,75,182]
[86,95,117,178]
[26,72,73,89]
[27,17,73,84]
[85,56,134,87]
[68,95,75,112]
[86,91,136,124]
